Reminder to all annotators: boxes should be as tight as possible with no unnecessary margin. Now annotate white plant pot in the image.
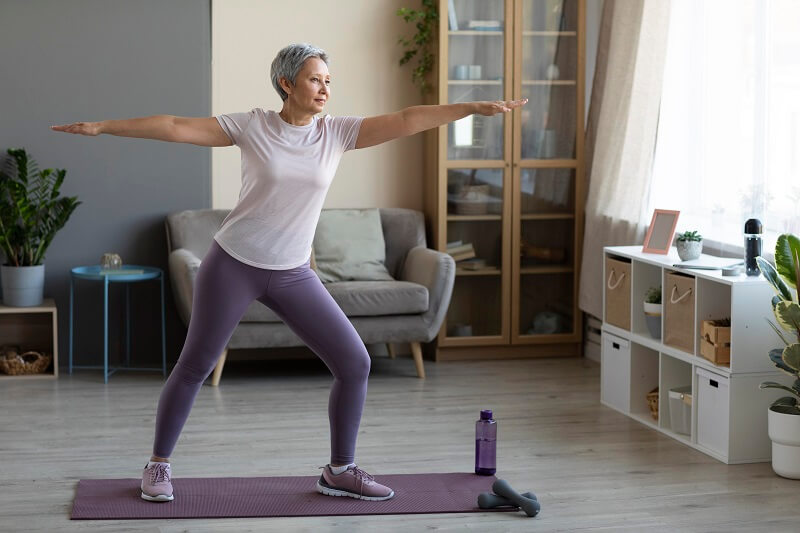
[1,264,45,307]
[676,240,703,261]
[643,302,662,339]
[768,406,800,479]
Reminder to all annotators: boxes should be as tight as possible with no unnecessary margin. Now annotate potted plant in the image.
[396,0,438,95]
[676,230,703,261]
[756,234,800,479]
[0,148,81,306]
[643,285,662,339]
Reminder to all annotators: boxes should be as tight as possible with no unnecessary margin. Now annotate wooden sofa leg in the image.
[410,342,425,379]
[386,343,396,359]
[210,348,228,387]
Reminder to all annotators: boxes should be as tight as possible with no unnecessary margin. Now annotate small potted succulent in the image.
[643,286,662,339]
[676,230,703,261]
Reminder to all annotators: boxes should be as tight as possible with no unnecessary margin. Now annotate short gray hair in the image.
[270,43,329,102]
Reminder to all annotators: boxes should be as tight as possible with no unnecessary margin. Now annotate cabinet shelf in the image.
[522,80,577,86]
[448,30,503,36]
[447,215,502,222]
[455,267,502,277]
[448,80,503,85]
[523,31,578,37]
[521,213,574,220]
[520,266,573,275]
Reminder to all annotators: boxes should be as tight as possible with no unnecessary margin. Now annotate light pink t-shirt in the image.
[213,108,363,269]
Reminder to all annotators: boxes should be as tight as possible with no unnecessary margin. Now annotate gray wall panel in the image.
[0,0,211,374]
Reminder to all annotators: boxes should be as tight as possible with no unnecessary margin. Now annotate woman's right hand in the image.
[50,121,102,136]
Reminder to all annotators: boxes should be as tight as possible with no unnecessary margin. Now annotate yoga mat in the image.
[72,472,518,519]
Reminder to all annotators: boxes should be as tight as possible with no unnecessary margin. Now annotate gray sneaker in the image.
[141,461,174,502]
[316,464,394,501]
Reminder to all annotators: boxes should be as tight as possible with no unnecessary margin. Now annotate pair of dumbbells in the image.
[477,479,540,517]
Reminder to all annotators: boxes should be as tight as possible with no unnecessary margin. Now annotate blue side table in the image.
[68,265,166,383]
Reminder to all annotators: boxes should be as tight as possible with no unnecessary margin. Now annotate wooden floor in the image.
[2,354,798,532]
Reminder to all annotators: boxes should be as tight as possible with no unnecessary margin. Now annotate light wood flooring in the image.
[2,354,799,532]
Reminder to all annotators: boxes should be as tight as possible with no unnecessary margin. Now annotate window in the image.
[647,0,800,253]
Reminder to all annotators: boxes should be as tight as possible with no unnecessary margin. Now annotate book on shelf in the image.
[446,239,463,248]
[450,250,476,262]
[99,268,145,275]
[446,243,475,255]
[459,258,489,270]
[467,20,503,31]
[448,0,458,30]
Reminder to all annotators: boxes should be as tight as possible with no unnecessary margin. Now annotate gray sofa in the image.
[165,208,455,385]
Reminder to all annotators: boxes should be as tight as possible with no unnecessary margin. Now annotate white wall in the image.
[212,0,423,210]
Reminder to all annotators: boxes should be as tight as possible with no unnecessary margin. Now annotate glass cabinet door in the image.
[446,0,507,161]
[515,0,580,339]
[519,0,579,160]
[443,0,509,342]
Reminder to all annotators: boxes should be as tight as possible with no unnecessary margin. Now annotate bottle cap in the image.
[744,218,763,234]
[480,409,493,420]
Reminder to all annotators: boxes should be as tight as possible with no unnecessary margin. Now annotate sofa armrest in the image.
[168,248,202,326]
[399,246,455,342]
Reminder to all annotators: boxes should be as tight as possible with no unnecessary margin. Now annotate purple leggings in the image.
[153,240,371,464]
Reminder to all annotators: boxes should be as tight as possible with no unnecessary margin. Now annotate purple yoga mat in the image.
[71,472,518,519]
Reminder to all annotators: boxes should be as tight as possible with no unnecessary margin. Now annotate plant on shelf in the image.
[756,233,800,479]
[643,285,662,339]
[396,0,439,95]
[0,148,81,306]
[676,230,703,261]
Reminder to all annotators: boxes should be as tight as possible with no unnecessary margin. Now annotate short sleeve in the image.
[215,110,256,147]
[327,115,364,152]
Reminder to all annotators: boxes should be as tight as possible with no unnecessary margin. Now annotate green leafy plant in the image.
[677,230,703,242]
[0,148,81,266]
[757,234,800,415]
[396,0,439,94]
[645,286,661,304]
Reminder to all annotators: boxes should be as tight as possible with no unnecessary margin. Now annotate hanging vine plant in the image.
[396,0,439,95]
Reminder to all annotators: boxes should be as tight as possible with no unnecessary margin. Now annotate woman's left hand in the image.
[473,99,528,116]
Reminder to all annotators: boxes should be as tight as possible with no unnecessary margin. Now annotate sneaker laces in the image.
[349,466,374,483]
[148,463,171,484]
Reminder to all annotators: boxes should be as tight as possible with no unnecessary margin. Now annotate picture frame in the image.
[642,209,680,254]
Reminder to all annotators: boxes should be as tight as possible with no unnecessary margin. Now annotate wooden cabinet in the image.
[0,298,58,380]
[423,0,585,360]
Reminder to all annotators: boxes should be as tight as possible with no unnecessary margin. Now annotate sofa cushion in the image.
[312,208,394,283]
[240,280,429,322]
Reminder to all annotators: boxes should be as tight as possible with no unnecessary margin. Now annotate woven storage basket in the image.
[646,387,659,420]
[454,185,490,215]
[0,346,51,375]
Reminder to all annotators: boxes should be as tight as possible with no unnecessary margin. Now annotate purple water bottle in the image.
[475,409,497,475]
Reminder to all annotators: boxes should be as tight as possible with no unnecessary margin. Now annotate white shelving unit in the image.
[600,246,791,464]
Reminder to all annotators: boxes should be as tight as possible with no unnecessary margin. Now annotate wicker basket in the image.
[0,345,51,375]
[646,387,659,420]
[453,185,490,215]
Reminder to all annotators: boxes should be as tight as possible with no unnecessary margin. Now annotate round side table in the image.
[68,265,166,383]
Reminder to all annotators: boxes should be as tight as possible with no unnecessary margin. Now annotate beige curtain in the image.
[578,0,672,319]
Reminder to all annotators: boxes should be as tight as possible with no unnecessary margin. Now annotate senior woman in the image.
[52,43,527,503]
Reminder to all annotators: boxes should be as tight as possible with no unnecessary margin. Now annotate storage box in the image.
[605,256,631,330]
[664,271,695,354]
[700,319,731,365]
[696,368,730,457]
[668,385,692,435]
[601,332,630,413]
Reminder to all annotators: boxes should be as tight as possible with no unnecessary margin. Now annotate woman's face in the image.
[283,57,330,112]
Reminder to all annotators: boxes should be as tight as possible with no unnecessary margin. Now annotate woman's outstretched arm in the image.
[353,99,527,150]
[51,115,232,147]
